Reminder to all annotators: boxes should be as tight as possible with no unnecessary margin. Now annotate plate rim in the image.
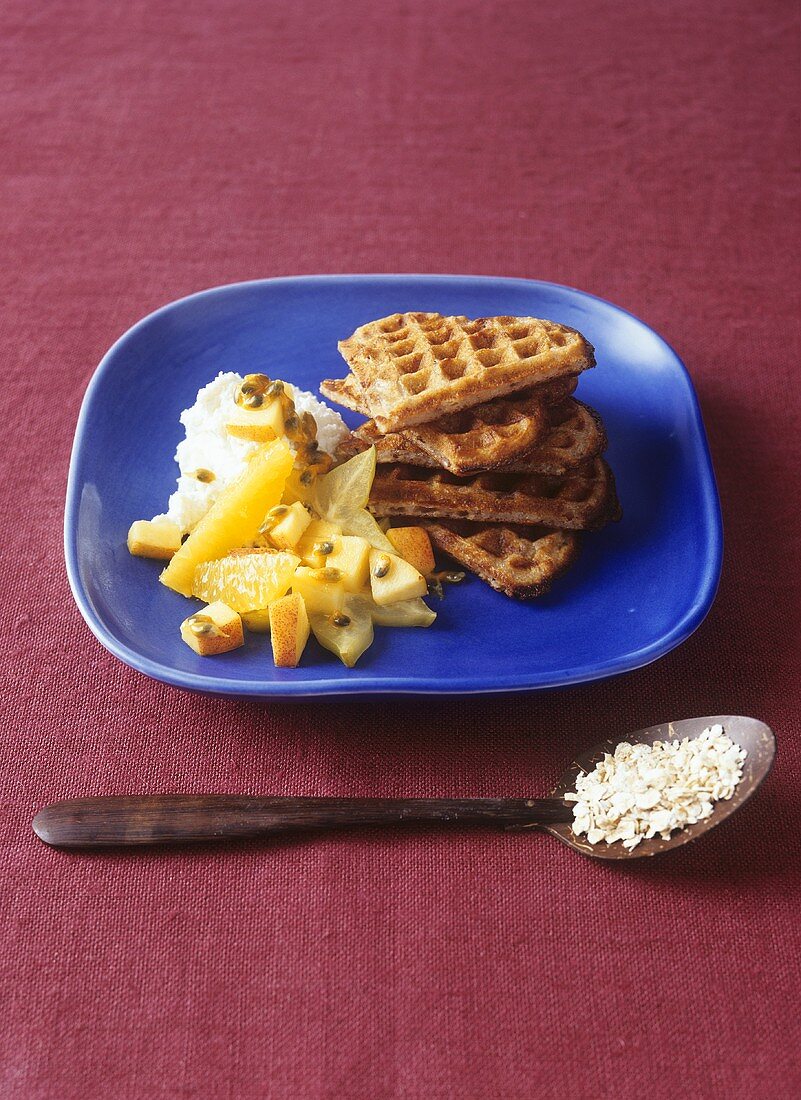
[64,273,723,697]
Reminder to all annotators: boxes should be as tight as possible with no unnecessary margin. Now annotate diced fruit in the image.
[267,501,312,550]
[161,439,294,596]
[241,609,271,633]
[326,536,370,593]
[296,519,343,568]
[369,550,427,606]
[309,597,373,668]
[291,566,345,614]
[340,508,395,553]
[369,596,436,628]
[387,526,436,575]
[180,601,243,656]
[192,550,299,613]
[127,519,182,560]
[269,592,310,668]
[225,396,285,442]
[314,447,376,520]
[282,467,316,507]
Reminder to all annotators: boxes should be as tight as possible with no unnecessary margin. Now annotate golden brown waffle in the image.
[420,519,581,599]
[337,399,607,477]
[321,372,577,417]
[359,390,550,475]
[368,457,620,530]
[336,313,594,431]
[319,374,366,413]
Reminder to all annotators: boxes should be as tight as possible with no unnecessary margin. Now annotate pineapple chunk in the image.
[291,566,345,614]
[309,597,373,668]
[269,593,310,668]
[326,536,370,593]
[268,501,311,550]
[296,519,343,568]
[127,519,182,560]
[241,608,271,633]
[180,601,243,656]
[369,550,427,606]
[161,439,293,596]
[225,396,285,442]
[387,526,436,576]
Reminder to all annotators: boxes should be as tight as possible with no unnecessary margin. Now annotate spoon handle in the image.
[32,795,573,848]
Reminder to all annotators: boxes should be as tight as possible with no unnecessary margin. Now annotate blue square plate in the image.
[65,275,722,697]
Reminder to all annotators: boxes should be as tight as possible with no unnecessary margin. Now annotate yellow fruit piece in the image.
[326,536,371,593]
[268,501,312,550]
[241,608,271,633]
[127,519,182,560]
[369,550,427,606]
[296,519,343,568]
[309,597,373,668]
[340,508,395,553]
[387,526,436,575]
[314,447,376,521]
[161,439,293,596]
[225,396,284,442]
[269,592,310,668]
[282,468,316,507]
[192,550,299,613]
[367,596,436,628]
[291,565,345,614]
[180,601,243,656]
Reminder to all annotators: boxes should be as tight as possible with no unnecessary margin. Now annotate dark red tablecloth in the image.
[2,1,799,1097]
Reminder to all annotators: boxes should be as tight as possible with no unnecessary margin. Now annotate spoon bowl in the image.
[541,714,776,859]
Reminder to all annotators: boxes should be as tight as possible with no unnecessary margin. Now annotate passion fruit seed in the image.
[330,612,351,628]
[444,571,466,584]
[193,468,215,483]
[235,373,271,408]
[317,567,341,582]
[266,380,284,398]
[299,470,314,486]
[315,541,334,556]
[243,393,263,409]
[284,414,299,432]
[373,554,391,579]
[267,505,289,519]
[187,614,221,637]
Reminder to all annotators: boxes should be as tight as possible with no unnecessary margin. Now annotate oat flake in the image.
[565,725,746,851]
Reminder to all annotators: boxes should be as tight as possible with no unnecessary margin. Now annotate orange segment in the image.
[160,439,293,596]
[192,550,299,613]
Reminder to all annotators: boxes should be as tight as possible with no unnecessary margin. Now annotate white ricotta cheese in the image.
[152,371,348,534]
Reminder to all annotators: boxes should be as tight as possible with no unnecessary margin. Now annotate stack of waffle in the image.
[322,312,620,599]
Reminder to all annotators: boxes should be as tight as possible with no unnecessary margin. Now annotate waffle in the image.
[338,399,607,477]
[420,520,581,600]
[366,389,551,474]
[368,457,620,530]
[335,313,595,431]
[321,372,578,417]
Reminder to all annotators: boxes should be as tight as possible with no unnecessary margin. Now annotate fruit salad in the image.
[128,372,447,668]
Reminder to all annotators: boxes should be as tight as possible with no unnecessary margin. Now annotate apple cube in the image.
[225,396,284,442]
[269,593,310,668]
[268,501,312,550]
[325,536,371,592]
[127,519,182,560]
[180,601,244,656]
[387,526,435,576]
[369,550,427,606]
[291,566,345,614]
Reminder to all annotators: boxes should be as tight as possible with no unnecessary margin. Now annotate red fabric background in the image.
[1,1,799,1097]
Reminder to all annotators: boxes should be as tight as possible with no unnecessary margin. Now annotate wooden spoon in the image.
[32,716,775,859]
